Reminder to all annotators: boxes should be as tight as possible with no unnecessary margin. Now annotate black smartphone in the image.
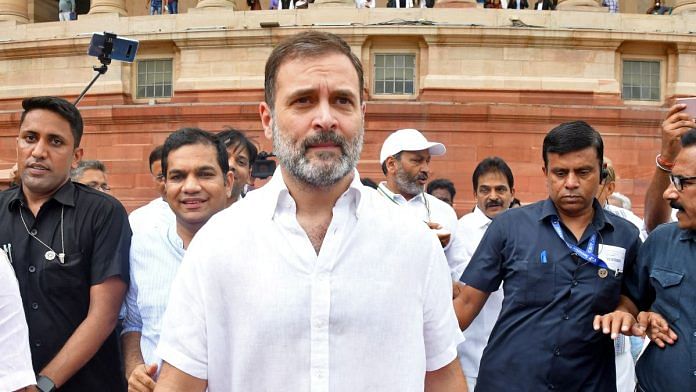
[87,32,139,63]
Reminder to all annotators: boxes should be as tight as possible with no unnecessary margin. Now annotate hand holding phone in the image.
[676,97,696,118]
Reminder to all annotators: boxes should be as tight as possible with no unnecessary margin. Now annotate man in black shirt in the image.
[0,96,130,391]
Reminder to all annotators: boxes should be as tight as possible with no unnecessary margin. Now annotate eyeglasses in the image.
[669,174,696,192]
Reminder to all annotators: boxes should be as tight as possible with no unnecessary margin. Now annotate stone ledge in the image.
[0,8,695,41]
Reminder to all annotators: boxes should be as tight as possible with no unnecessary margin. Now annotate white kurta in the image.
[450,207,504,383]
[0,250,36,391]
[157,169,462,391]
[377,182,465,279]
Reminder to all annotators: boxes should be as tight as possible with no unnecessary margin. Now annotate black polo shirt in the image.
[461,198,640,392]
[0,181,130,392]
[625,223,696,392]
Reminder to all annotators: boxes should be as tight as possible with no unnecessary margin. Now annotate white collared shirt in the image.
[123,224,185,368]
[0,251,36,391]
[128,197,175,234]
[355,0,375,7]
[604,204,648,241]
[377,182,464,279]
[602,205,639,392]
[394,0,427,7]
[452,207,504,379]
[157,169,461,391]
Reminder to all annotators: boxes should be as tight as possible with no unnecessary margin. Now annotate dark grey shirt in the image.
[461,198,640,392]
[626,223,696,392]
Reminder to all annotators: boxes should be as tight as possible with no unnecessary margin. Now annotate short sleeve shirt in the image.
[460,198,640,392]
[624,223,696,392]
[0,181,130,392]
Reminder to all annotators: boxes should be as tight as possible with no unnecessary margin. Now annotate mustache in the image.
[416,173,428,181]
[486,200,503,208]
[301,131,346,153]
[670,200,684,211]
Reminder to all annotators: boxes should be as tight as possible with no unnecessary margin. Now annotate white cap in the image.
[379,129,446,164]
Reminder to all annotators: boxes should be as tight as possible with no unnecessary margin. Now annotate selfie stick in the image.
[74,32,116,106]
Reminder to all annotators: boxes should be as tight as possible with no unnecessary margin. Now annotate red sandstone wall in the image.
[0,90,665,218]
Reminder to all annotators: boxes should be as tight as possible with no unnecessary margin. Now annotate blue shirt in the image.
[461,198,640,392]
[625,223,696,392]
[123,223,184,368]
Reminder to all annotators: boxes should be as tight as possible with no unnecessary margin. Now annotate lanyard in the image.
[550,217,608,269]
[377,184,431,222]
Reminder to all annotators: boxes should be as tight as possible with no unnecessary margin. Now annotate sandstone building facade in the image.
[1,1,694,215]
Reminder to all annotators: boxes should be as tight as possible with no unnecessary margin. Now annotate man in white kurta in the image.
[449,156,515,391]
[378,128,464,279]
[157,168,462,390]
[454,206,505,390]
[154,31,465,392]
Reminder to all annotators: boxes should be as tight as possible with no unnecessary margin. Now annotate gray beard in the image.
[271,116,364,188]
[394,164,424,196]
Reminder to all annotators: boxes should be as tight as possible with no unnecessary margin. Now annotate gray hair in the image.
[608,192,632,210]
[70,159,107,181]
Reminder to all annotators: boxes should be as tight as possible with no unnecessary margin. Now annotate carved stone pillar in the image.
[555,0,605,11]
[89,0,128,16]
[0,0,29,23]
[672,0,696,13]
[435,0,477,8]
[197,0,237,8]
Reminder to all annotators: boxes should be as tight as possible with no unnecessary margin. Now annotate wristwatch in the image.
[36,375,56,392]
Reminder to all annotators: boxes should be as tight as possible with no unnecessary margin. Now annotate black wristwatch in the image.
[36,375,56,392]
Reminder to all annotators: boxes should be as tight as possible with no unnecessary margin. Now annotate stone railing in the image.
[0,0,240,23]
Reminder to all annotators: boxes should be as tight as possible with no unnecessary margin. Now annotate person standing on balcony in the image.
[58,0,75,21]
[147,0,163,15]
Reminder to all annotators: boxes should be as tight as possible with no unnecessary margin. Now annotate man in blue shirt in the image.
[624,129,696,392]
[453,121,642,391]
[122,128,232,392]
[147,0,163,15]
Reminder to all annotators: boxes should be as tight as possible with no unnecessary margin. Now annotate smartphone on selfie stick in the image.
[74,32,139,106]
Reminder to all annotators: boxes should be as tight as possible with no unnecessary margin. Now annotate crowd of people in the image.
[0,31,694,392]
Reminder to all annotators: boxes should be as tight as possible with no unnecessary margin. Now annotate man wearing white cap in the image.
[378,128,463,279]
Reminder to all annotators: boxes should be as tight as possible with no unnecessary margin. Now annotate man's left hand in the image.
[637,311,678,348]
[426,222,451,247]
[452,281,464,300]
[593,310,643,339]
